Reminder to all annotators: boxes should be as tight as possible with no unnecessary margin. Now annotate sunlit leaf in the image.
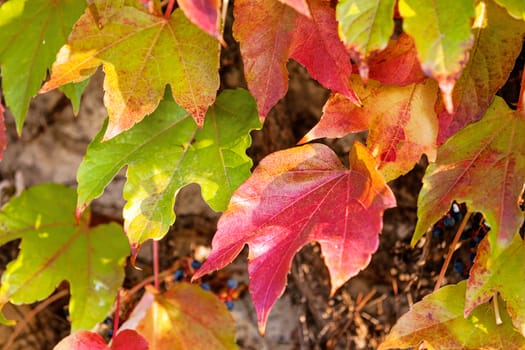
[178,0,222,40]
[54,329,148,350]
[193,142,395,332]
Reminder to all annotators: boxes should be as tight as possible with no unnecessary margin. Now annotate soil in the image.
[0,5,523,350]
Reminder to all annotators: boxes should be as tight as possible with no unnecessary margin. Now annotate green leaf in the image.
[494,0,525,20]
[466,234,525,336]
[0,0,85,133]
[379,281,525,349]
[336,0,396,80]
[60,79,90,116]
[398,0,475,112]
[77,89,260,246]
[413,97,525,247]
[0,184,129,331]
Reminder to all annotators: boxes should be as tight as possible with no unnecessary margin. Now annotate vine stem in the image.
[127,265,179,298]
[113,290,121,336]
[518,67,525,116]
[153,240,160,290]
[3,289,69,350]
[434,211,472,292]
[493,293,503,325]
[164,0,176,19]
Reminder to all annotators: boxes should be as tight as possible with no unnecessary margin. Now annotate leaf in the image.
[364,33,427,86]
[193,142,396,332]
[0,0,85,133]
[54,329,148,350]
[398,0,475,113]
[177,0,222,41]
[0,184,129,331]
[336,0,396,81]
[436,0,525,144]
[379,281,525,350]
[413,97,525,247]
[60,79,90,116]
[0,102,6,160]
[233,0,359,118]
[120,284,237,349]
[77,89,260,247]
[279,0,311,17]
[494,0,525,20]
[466,234,525,336]
[40,1,220,139]
[301,77,439,181]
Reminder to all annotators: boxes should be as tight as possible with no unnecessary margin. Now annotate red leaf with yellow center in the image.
[193,142,395,332]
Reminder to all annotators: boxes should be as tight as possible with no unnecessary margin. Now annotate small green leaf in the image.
[60,79,90,116]
[0,184,129,331]
[379,281,525,349]
[77,89,260,246]
[0,0,85,132]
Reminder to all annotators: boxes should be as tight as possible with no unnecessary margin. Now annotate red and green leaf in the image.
[177,0,222,41]
[336,0,396,81]
[437,0,525,144]
[234,0,359,117]
[77,89,260,247]
[41,0,220,139]
[0,184,129,331]
[193,142,396,332]
[301,76,439,181]
[413,97,525,247]
[54,329,148,350]
[279,0,311,17]
[398,0,475,113]
[120,284,237,349]
[0,0,85,132]
[379,281,525,349]
[466,235,525,336]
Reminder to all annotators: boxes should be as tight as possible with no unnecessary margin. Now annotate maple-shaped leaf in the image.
[40,1,219,139]
[54,329,148,350]
[177,0,222,41]
[398,0,475,113]
[301,77,439,181]
[0,102,6,160]
[0,0,85,132]
[120,284,237,349]
[364,33,427,86]
[379,281,525,350]
[465,234,525,336]
[436,0,525,144]
[60,80,90,116]
[279,0,311,17]
[233,0,359,118]
[413,96,525,246]
[495,0,525,20]
[0,184,129,331]
[193,142,396,332]
[77,89,260,247]
[336,0,396,81]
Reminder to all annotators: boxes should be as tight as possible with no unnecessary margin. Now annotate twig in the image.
[164,0,176,19]
[517,68,525,116]
[434,211,472,291]
[3,289,69,350]
[493,294,503,325]
[153,240,160,290]
[113,290,121,336]
[127,265,179,298]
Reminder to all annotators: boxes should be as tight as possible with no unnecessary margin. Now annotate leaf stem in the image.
[113,290,121,336]
[164,0,176,20]
[518,68,525,116]
[434,211,472,291]
[153,240,160,290]
[493,294,503,325]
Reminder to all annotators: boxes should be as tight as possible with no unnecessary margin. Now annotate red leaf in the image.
[54,331,108,350]
[193,142,395,332]
[0,103,6,160]
[178,0,222,41]
[54,330,149,350]
[365,33,427,86]
[234,0,359,117]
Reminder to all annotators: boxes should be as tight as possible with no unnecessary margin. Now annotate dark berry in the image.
[225,300,234,311]
[469,252,476,263]
[226,279,238,289]
[453,259,465,274]
[201,283,211,291]
[107,329,114,338]
[443,215,456,228]
[432,226,443,238]
[103,316,113,326]
[173,269,184,281]
[191,260,202,269]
